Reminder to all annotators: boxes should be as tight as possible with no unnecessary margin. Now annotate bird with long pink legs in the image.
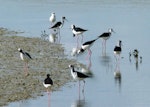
[43,74,53,107]
[77,37,99,60]
[69,65,90,99]
[71,24,87,47]
[99,28,115,55]
[18,48,32,76]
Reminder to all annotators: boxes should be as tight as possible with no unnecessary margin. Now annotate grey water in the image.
[1,0,150,107]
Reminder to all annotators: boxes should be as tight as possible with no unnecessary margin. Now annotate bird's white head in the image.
[69,64,73,68]
[71,25,75,29]
[18,48,22,52]
[109,28,115,33]
[51,12,55,15]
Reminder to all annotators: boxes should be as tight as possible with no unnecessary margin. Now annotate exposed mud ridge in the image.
[0,28,78,106]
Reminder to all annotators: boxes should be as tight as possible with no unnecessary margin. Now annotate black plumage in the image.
[44,74,53,85]
[99,32,111,38]
[51,22,62,29]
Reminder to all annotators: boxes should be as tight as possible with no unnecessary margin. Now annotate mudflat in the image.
[0,28,77,106]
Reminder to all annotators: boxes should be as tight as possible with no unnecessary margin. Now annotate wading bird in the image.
[99,28,115,54]
[18,48,32,76]
[71,24,87,45]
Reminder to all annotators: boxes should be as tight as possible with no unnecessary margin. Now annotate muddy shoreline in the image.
[0,28,79,106]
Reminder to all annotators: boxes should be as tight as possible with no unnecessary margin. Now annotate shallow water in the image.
[1,0,150,107]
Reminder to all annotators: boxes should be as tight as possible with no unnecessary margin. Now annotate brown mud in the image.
[0,28,80,106]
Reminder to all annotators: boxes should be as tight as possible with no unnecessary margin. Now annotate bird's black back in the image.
[114,46,121,52]
[76,71,89,78]
[74,27,87,32]
[24,52,32,59]
[51,22,62,28]
[83,39,97,46]
[99,32,110,37]
[44,77,53,85]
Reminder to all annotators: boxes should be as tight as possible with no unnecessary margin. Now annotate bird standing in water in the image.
[77,37,99,59]
[99,28,115,54]
[114,40,122,63]
[69,64,90,95]
[71,24,87,46]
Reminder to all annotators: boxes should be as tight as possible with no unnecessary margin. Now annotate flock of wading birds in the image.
[18,12,142,93]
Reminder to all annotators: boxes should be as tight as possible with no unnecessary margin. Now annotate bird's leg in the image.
[47,88,50,95]
[104,40,106,54]
[58,29,61,43]
[88,49,92,59]
[102,40,104,54]
[82,80,85,93]
[76,36,79,48]
[79,81,81,100]
[24,62,28,76]
[114,54,118,64]
[48,91,51,107]
[81,34,84,43]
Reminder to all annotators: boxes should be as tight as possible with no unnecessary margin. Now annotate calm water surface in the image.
[1,0,150,107]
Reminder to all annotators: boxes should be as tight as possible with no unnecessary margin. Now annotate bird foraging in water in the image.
[18,48,32,76]
[77,37,99,59]
[43,74,53,93]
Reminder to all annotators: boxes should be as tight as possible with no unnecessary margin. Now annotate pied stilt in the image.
[69,65,90,94]
[50,16,67,33]
[114,40,122,63]
[77,37,99,59]
[43,74,53,93]
[99,28,115,53]
[49,12,56,25]
[18,48,32,76]
[71,24,87,44]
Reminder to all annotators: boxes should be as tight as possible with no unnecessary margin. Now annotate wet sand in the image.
[0,28,78,106]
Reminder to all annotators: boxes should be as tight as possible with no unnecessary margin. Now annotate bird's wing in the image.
[77,71,89,78]
[82,39,96,45]
[51,22,61,28]
[99,32,110,37]
[24,52,32,59]
[75,27,87,32]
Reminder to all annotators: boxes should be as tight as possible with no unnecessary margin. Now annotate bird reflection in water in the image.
[71,75,91,107]
[71,99,89,107]
[114,63,122,91]
[49,32,58,43]
[100,55,113,73]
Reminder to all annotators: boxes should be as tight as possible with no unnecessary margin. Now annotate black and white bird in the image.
[114,40,122,62]
[49,12,56,25]
[77,38,99,58]
[69,65,90,93]
[43,74,53,93]
[18,48,32,76]
[50,16,66,31]
[69,65,89,80]
[71,24,87,43]
[99,28,115,52]
[133,49,139,58]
